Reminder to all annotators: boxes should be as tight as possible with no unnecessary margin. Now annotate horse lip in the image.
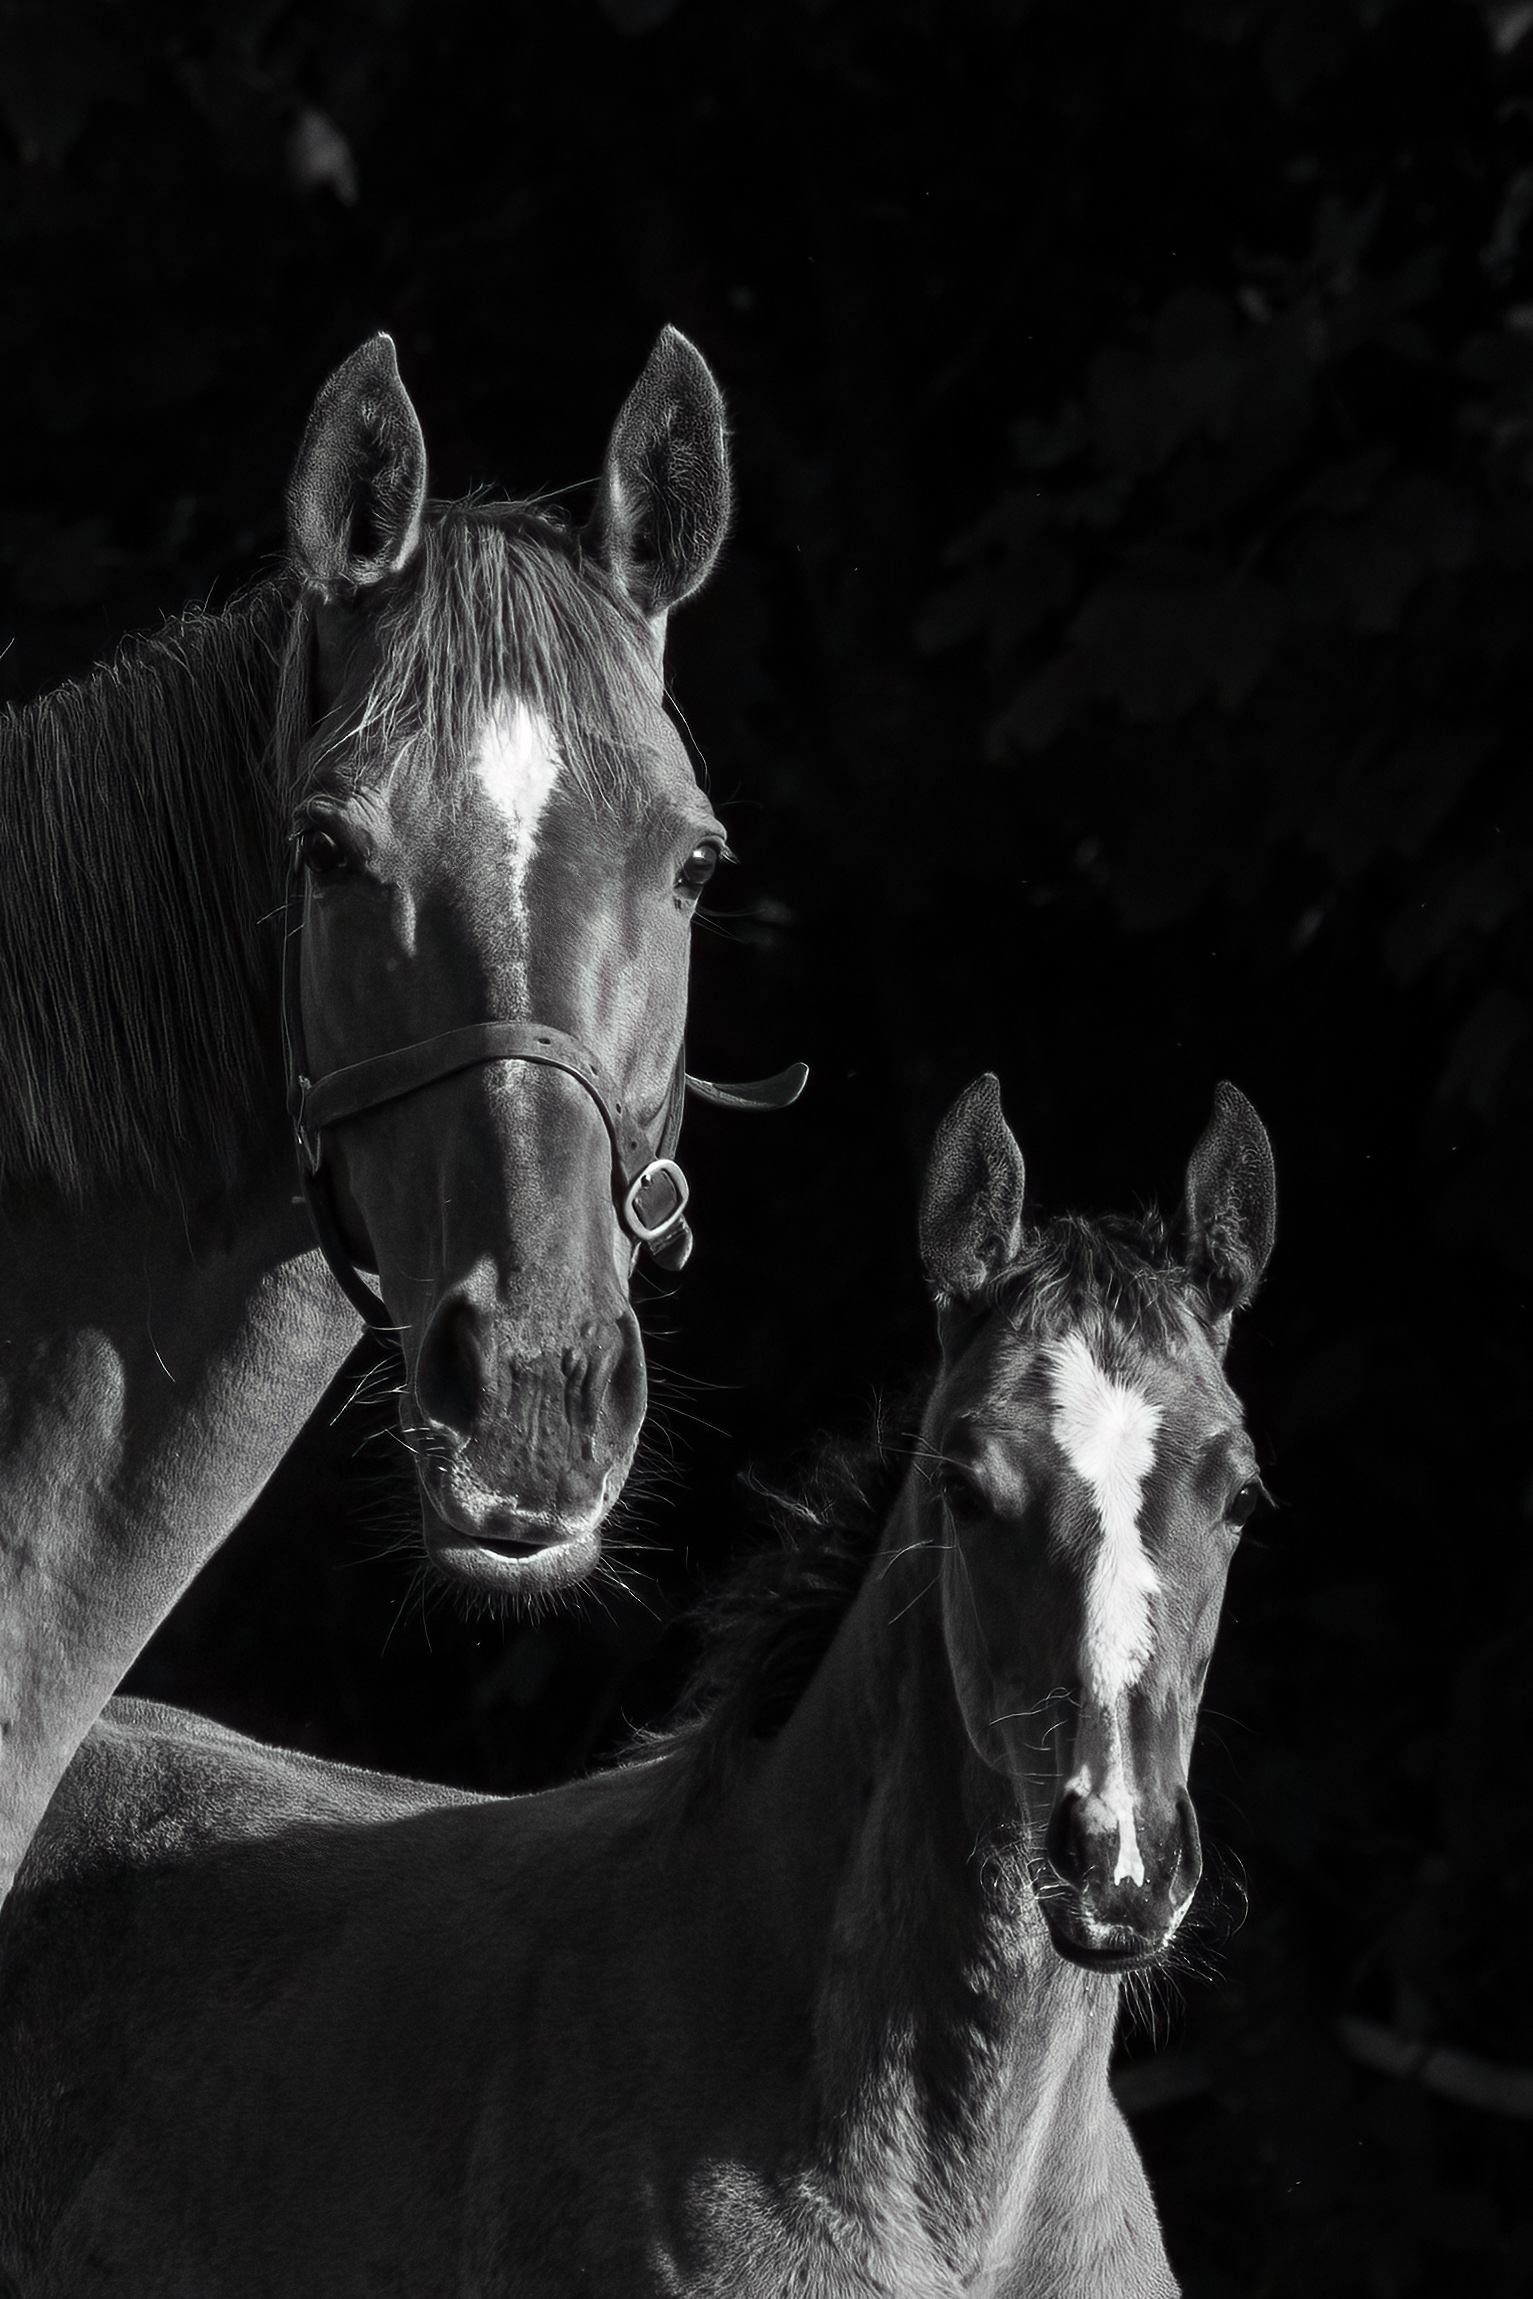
[421,1514,602,1597]
[410,1437,619,1594]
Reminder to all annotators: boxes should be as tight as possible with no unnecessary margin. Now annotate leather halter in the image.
[281,883,806,1333]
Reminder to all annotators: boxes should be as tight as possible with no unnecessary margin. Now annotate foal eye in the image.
[676,842,721,895]
[298,825,347,878]
[1225,1477,1264,1530]
[937,1465,988,1524]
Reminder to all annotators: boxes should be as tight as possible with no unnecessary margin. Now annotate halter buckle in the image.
[622,1156,690,1246]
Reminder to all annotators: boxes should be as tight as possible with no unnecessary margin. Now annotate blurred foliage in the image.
[923,93,1532,1161]
[1,0,1530,2288]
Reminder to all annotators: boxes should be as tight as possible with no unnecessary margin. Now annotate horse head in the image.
[281,330,731,1598]
[918,1075,1276,1971]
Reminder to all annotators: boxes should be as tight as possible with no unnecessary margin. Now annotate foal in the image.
[0,1076,1275,2298]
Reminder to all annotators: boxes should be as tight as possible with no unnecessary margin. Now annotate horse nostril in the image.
[598,1315,645,1435]
[415,1298,485,1442]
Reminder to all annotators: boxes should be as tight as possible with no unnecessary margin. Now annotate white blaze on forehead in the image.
[470,699,563,1013]
[1047,1332,1163,1887]
[473,698,562,840]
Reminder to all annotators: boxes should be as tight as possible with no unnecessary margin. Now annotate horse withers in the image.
[0,1078,1275,2297]
[0,326,752,1902]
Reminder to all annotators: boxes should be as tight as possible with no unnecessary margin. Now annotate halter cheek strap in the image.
[281,887,806,1333]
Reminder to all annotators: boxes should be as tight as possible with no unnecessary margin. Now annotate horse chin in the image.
[415,1466,609,1598]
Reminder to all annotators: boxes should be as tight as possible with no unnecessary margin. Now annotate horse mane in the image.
[0,580,296,1201]
[649,1208,1199,1793]
[0,501,654,1204]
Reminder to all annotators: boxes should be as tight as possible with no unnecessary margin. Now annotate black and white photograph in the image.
[0,2,1527,2290]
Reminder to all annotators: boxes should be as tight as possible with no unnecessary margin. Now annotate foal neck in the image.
[747,1475,1124,2272]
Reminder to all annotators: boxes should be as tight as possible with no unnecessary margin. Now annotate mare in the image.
[0,1075,1276,2297]
[0,324,745,1901]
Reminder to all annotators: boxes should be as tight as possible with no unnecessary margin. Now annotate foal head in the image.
[281,331,730,1597]
[918,1077,1275,1971]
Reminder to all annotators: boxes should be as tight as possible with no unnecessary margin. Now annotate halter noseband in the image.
[281,883,806,1333]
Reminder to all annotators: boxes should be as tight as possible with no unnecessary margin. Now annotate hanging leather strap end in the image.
[646,1215,694,1273]
[685,1062,808,1113]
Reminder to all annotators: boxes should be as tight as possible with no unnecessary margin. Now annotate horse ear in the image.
[288,334,427,598]
[1180,1082,1276,1321]
[919,1074,1027,1304]
[586,326,730,626]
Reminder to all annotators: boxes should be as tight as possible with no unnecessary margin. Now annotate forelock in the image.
[984,1210,1204,1357]
[298,501,660,810]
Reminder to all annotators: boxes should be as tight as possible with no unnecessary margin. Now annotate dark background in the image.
[3,0,1530,2288]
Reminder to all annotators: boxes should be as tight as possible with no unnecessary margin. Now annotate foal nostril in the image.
[1044,1794,1087,1891]
[415,1297,486,1443]
[1170,1787,1203,1908]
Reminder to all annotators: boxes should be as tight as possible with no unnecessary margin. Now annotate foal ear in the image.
[919,1074,1027,1304]
[586,326,730,626]
[1180,1081,1276,1321]
[288,334,428,598]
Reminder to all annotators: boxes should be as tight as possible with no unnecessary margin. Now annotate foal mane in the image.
[640,1404,916,1794]
[0,502,654,1203]
[654,1208,1197,1791]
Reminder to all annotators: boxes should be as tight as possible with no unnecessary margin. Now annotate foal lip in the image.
[1040,1914,1171,1976]
[1052,1938,1164,1975]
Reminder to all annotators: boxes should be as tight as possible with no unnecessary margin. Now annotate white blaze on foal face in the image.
[1045,1332,1162,1886]
[1046,1333,1162,1702]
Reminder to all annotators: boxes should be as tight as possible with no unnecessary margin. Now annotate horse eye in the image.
[676,842,721,894]
[299,825,347,878]
[1225,1477,1263,1530]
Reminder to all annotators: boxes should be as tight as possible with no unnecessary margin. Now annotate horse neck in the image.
[0,582,360,1905]
[745,1475,1122,2267]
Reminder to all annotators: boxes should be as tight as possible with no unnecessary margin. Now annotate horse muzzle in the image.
[407,1294,646,1595]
